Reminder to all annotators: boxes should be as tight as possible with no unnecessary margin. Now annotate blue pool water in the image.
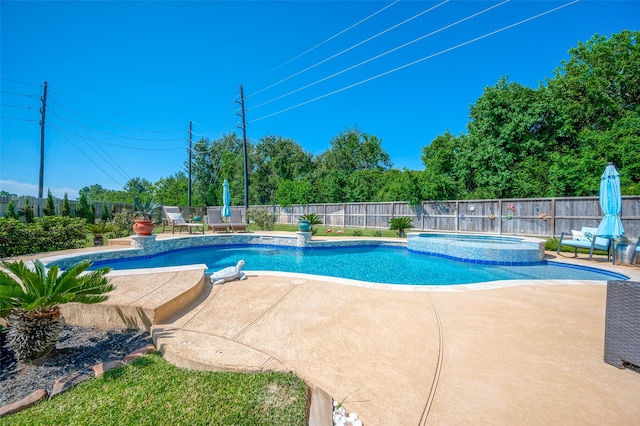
[90,245,625,286]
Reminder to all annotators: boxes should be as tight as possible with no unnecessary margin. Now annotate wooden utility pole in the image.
[236,85,249,217]
[188,121,192,206]
[38,81,48,198]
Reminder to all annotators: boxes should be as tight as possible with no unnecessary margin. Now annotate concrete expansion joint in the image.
[420,294,444,426]
[232,284,298,341]
[129,273,178,305]
[181,282,222,330]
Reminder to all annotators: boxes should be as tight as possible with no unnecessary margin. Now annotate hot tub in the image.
[407,233,546,265]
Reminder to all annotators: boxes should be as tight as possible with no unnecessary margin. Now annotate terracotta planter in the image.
[133,219,155,236]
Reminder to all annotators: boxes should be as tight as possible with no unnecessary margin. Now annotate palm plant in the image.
[299,213,322,231]
[389,216,414,238]
[0,259,113,362]
[86,221,116,246]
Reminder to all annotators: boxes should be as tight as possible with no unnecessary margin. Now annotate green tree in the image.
[75,193,92,222]
[191,134,247,206]
[21,198,35,223]
[252,136,314,205]
[153,172,191,206]
[123,178,154,203]
[61,193,71,217]
[5,200,17,219]
[43,189,56,216]
[314,128,392,202]
[274,180,315,207]
[420,131,465,200]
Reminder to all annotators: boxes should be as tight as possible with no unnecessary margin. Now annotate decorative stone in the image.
[92,360,124,377]
[50,372,91,398]
[0,389,47,417]
[123,344,156,362]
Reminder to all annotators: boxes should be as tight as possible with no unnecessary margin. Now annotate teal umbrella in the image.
[222,179,231,219]
[596,163,624,263]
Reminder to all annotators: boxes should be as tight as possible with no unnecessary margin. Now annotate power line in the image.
[47,98,185,134]
[49,123,185,152]
[57,131,124,189]
[248,0,401,97]
[249,0,501,112]
[0,78,41,87]
[0,116,37,122]
[0,103,37,110]
[248,0,449,105]
[0,90,36,98]
[48,110,185,142]
[249,0,580,124]
[49,86,185,125]
[47,108,132,181]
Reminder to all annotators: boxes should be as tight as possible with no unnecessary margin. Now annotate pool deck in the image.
[8,233,640,425]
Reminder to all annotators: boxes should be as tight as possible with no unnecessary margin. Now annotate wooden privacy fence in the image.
[251,196,640,239]
[2,196,640,238]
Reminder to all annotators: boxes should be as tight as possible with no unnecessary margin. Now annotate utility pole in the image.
[235,85,249,218]
[38,81,48,199]
[188,121,192,207]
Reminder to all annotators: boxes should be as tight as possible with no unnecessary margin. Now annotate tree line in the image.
[73,31,640,207]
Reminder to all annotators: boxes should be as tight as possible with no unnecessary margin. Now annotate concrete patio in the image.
[23,239,640,425]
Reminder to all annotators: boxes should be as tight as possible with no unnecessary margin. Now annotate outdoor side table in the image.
[604,280,640,369]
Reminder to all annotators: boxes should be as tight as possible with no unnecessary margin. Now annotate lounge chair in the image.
[161,206,204,234]
[206,207,229,233]
[556,226,611,260]
[229,208,248,232]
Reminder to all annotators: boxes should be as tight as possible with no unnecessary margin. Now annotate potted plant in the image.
[133,198,161,236]
[389,216,413,238]
[86,220,116,246]
[0,259,113,362]
[299,213,321,233]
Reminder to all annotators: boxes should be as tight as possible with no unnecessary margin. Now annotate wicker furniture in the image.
[604,280,640,369]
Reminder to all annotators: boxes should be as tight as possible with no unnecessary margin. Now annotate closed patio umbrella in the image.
[596,163,624,263]
[222,179,232,220]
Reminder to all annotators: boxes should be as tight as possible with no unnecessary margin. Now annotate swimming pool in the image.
[85,244,625,286]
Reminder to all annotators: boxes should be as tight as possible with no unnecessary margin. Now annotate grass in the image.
[3,352,308,426]
[250,223,402,238]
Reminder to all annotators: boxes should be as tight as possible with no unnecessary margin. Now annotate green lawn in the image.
[4,353,308,425]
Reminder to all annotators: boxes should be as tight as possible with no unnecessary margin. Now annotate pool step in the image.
[61,267,205,330]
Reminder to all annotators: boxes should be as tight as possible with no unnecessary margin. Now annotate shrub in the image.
[110,208,136,238]
[247,208,276,231]
[0,217,87,257]
[353,230,362,236]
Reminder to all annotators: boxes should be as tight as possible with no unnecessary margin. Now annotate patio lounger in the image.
[207,207,229,233]
[556,226,611,260]
[162,206,204,234]
[229,208,248,232]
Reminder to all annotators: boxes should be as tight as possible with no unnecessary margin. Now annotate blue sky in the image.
[1,0,638,199]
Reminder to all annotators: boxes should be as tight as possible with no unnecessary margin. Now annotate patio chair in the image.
[161,206,204,234]
[229,208,248,232]
[206,207,229,233]
[556,226,611,260]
